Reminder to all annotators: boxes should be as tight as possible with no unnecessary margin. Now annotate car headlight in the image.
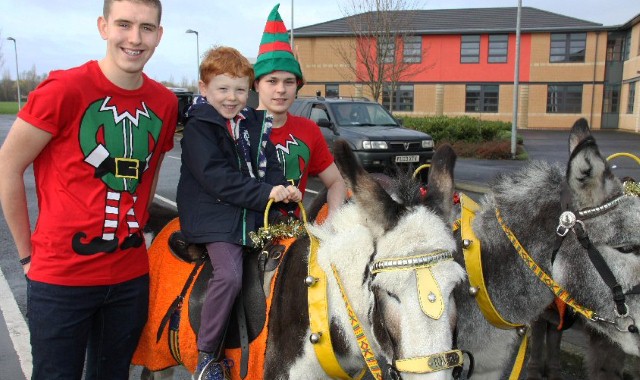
[362,141,388,150]
[422,140,434,149]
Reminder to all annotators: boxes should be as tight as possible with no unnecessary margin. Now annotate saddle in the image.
[160,230,288,378]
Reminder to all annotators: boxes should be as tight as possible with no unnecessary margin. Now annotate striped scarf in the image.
[188,96,272,180]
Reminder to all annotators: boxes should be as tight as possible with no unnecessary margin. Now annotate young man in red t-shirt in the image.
[253,4,346,217]
[0,1,177,378]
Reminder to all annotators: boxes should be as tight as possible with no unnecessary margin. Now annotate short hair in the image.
[200,47,255,86]
[103,0,163,24]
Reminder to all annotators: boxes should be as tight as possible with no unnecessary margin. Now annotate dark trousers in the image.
[27,274,149,380]
[197,242,243,353]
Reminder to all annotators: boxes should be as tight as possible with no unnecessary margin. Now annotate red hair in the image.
[200,47,254,85]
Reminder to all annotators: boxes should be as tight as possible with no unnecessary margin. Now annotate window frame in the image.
[624,30,631,61]
[403,35,422,63]
[382,84,415,112]
[378,35,396,64]
[628,81,636,114]
[460,35,480,63]
[546,84,583,113]
[465,84,500,113]
[488,34,509,63]
[550,32,587,63]
[325,83,339,98]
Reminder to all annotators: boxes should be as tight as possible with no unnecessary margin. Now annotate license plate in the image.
[395,155,419,163]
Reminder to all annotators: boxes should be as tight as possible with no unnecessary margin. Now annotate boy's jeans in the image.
[27,274,149,380]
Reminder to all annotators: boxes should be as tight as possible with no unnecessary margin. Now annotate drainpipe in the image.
[590,31,599,127]
[510,0,521,160]
[636,76,640,133]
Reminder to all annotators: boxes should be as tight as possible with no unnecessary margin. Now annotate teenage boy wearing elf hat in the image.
[254,4,347,217]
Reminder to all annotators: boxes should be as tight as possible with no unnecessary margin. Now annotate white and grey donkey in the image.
[264,142,467,380]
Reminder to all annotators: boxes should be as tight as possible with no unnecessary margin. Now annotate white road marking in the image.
[154,194,177,208]
[0,269,31,379]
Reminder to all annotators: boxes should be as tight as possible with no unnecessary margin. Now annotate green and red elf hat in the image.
[254,3,304,89]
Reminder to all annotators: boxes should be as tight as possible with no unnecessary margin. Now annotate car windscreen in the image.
[330,103,398,126]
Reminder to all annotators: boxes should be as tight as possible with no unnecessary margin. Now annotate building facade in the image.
[293,7,640,131]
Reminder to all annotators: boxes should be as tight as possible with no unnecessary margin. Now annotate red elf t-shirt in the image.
[18,60,178,286]
[269,113,334,197]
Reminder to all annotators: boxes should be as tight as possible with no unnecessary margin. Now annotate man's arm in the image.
[0,118,52,273]
[316,162,347,215]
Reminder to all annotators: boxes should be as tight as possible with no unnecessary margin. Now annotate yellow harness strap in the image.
[459,193,528,380]
[495,208,597,321]
[416,267,445,320]
[331,264,384,380]
[307,231,352,379]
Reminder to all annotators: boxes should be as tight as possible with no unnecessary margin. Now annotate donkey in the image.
[262,142,467,379]
[450,118,640,379]
[136,143,468,379]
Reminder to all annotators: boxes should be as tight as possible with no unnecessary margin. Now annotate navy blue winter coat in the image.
[176,103,288,245]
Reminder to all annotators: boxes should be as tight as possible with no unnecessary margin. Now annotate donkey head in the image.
[333,140,467,378]
[556,118,640,355]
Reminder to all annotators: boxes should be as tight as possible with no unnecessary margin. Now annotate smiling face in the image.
[98,0,163,88]
[200,74,250,120]
[255,71,298,117]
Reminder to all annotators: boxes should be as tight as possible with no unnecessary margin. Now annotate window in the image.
[465,85,499,112]
[624,31,631,61]
[628,82,636,114]
[607,36,624,61]
[310,105,330,124]
[488,35,508,63]
[603,85,620,113]
[547,84,583,113]
[325,84,339,98]
[461,35,480,63]
[403,35,422,63]
[378,35,395,64]
[550,33,586,62]
[382,84,414,112]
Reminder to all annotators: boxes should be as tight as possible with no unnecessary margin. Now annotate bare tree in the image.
[334,0,429,111]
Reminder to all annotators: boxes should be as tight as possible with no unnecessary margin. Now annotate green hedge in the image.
[399,115,521,144]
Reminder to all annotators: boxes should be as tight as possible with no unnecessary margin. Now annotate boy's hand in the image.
[286,185,302,203]
[269,185,290,203]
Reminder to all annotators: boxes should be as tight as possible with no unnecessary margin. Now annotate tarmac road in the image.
[1,113,639,379]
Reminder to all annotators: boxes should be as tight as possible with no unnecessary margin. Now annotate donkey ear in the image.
[333,139,404,231]
[568,118,591,154]
[423,144,456,220]
[566,120,614,207]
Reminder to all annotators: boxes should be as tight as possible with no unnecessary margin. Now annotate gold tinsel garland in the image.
[623,180,640,198]
[249,218,307,249]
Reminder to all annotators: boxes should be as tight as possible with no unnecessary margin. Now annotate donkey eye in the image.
[385,290,400,303]
[617,245,640,255]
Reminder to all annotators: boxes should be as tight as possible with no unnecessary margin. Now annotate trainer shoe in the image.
[192,351,233,380]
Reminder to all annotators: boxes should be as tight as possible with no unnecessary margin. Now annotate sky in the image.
[0,0,638,85]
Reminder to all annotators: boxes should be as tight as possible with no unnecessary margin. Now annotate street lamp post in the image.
[6,37,21,111]
[185,29,200,83]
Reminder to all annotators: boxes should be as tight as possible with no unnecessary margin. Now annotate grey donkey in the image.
[451,118,640,379]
